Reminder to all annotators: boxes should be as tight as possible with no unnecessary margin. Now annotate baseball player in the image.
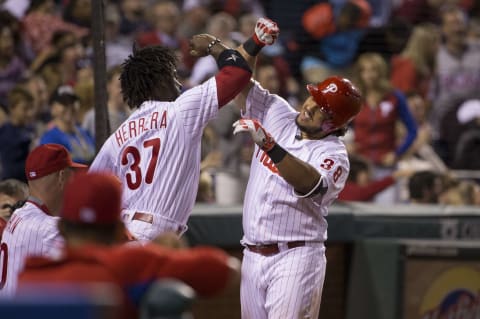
[89,18,280,241]
[232,76,362,318]
[19,172,241,319]
[0,143,87,298]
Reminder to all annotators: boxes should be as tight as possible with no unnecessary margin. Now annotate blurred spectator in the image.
[83,65,129,138]
[452,101,480,170]
[136,0,181,48]
[18,172,241,319]
[365,0,393,27]
[178,0,211,38]
[429,5,480,153]
[136,0,194,71]
[0,144,87,298]
[392,0,444,24]
[468,16,480,48]
[439,97,480,168]
[256,61,280,95]
[182,0,265,21]
[301,0,371,82]
[0,15,27,108]
[63,0,91,29]
[118,0,149,36]
[22,0,88,55]
[39,85,95,165]
[439,179,480,206]
[357,16,412,62]
[104,3,132,69]
[338,155,413,202]
[231,13,258,43]
[32,31,89,98]
[349,52,417,203]
[24,73,50,125]
[0,178,28,239]
[0,178,28,216]
[74,69,94,124]
[397,91,448,173]
[0,87,36,182]
[408,170,444,204]
[196,170,215,203]
[30,30,77,77]
[390,23,440,99]
[0,9,32,63]
[260,0,316,80]
[1,0,30,19]
[188,12,237,87]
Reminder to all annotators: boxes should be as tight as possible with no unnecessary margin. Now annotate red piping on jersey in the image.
[215,66,251,108]
[26,197,51,216]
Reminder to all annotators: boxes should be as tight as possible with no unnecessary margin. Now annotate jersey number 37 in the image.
[121,138,160,190]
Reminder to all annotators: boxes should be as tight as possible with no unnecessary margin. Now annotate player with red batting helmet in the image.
[232,76,361,318]
[89,17,279,242]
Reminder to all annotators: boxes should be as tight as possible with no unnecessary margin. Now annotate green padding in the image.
[346,239,401,319]
[186,213,243,247]
[185,203,480,246]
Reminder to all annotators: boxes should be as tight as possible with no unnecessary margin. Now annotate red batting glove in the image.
[232,118,276,152]
[252,18,279,46]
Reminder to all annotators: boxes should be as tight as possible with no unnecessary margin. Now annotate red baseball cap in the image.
[25,144,87,181]
[61,172,122,225]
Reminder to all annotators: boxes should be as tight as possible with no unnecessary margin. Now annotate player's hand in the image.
[233,118,275,152]
[189,33,220,57]
[253,18,279,46]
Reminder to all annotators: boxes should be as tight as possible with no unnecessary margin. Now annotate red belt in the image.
[246,241,306,256]
[132,212,153,224]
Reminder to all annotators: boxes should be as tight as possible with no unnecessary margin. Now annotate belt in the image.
[132,212,153,224]
[246,241,306,256]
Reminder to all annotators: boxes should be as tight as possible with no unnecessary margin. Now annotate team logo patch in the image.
[226,53,239,62]
[322,83,338,94]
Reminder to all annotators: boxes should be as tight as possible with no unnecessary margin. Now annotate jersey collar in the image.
[27,196,51,216]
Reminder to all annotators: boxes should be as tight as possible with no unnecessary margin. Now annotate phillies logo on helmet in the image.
[321,83,338,94]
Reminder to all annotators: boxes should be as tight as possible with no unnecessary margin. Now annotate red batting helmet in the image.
[307,76,362,133]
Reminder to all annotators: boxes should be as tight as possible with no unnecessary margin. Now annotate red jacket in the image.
[353,93,400,164]
[338,176,395,201]
[19,244,232,318]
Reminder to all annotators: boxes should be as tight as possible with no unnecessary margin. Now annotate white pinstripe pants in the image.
[240,244,326,319]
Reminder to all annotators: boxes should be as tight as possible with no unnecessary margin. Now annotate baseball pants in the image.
[241,244,326,319]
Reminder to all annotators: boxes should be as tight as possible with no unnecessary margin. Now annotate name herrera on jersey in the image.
[115,111,167,147]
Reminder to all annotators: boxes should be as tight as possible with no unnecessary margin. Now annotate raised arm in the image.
[189,18,279,107]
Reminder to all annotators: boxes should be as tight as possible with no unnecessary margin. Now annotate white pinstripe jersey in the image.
[0,202,63,298]
[89,78,219,229]
[241,82,350,244]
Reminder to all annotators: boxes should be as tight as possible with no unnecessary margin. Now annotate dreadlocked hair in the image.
[120,45,178,109]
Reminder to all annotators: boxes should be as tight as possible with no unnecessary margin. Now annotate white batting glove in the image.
[253,18,279,46]
[233,118,276,152]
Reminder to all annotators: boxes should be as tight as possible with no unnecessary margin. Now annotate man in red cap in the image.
[0,143,87,298]
[18,172,240,319]
[231,75,362,318]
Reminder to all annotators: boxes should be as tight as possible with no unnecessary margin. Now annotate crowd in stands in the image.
[0,0,479,208]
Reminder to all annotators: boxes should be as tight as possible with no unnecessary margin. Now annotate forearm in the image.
[272,147,321,195]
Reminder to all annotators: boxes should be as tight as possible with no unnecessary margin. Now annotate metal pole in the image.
[91,0,110,152]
